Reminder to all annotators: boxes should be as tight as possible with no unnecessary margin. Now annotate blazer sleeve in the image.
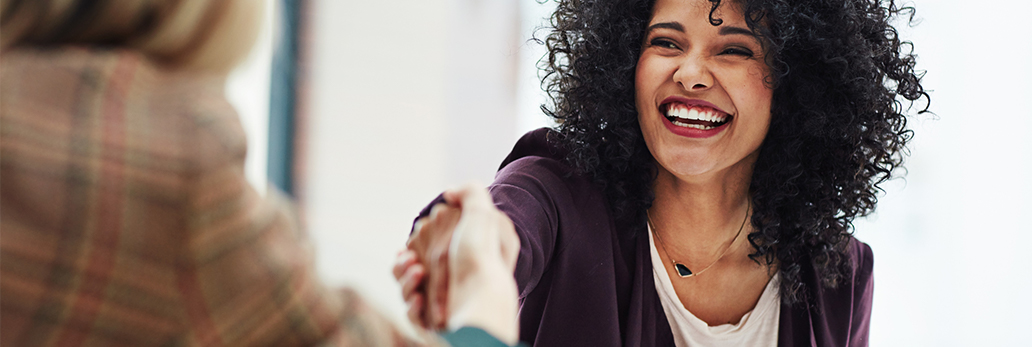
[489,157,567,299]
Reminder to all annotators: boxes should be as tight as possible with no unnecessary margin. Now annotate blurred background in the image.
[227,0,1031,345]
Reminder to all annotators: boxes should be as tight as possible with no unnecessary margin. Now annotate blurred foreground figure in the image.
[0,0,518,346]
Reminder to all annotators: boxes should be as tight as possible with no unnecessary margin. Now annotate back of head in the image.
[0,0,263,74]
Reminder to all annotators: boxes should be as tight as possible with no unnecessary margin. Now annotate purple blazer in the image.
[419,128,873,347]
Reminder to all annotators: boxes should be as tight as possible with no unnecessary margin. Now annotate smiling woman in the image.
[635,3,777,333]
[636,0,772,180]
[399,0,928,345]
[545,0,928,306]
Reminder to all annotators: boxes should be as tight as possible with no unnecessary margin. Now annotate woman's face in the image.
[636,0,772,181]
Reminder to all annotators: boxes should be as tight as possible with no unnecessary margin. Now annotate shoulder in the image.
[1,48,156,126]
[165,76,247,172]
[846,237,874,282]
[489,129,615,250]
[791,237,874,345]
[492,128,603,210]
[1,47,243,167]
[495,128,577,189]
[797,236,875,312]
[499,128,568,169]
[811,237,873,296]
[1,46,248,204]
[811,237,874,325]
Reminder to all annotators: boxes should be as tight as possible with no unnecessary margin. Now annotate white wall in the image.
[516,0,559,135]
[303,0,521,330]
[854,1,1032,345]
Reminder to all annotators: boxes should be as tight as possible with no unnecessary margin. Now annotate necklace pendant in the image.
[674,263,693,277]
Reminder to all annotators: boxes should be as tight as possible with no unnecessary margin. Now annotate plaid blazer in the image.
[0,47,435,347]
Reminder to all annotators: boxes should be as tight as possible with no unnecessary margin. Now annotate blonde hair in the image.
[0,0,263,73]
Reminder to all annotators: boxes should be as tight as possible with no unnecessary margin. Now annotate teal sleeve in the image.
[440,327,527,347]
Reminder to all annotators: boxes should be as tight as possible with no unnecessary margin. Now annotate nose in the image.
[672,55,713,91]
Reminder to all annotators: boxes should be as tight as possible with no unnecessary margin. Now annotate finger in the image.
[434,293,448,330]
[442,183,492,210]
[432,264,450,330]
[427,245,451,330]
[429,202,449,220]
[406,294,426,329]
[408,218,428,247]
[400,263,426,298]
[432,205,462,230]
[393,250,418,280]
[425,205,461,255]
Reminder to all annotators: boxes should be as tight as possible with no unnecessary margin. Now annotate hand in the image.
[393,249,430,328]
[440,185,520,274]
[399,203,461,330]
[394,184,520,344]
[441,184,520,344]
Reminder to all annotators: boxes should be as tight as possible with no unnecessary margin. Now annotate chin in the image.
[654,146,762,182]
[655,152,723,178]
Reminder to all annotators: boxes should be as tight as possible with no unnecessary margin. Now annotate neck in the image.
[648,158,754,258]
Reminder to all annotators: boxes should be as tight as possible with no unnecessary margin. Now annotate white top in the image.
[648,226,781,347]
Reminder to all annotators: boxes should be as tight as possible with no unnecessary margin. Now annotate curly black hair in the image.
[540,0,929,305]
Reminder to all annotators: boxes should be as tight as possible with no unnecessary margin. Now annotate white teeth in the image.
[671,119,717,130]
[665,105,727,123]
[687,108,700,121]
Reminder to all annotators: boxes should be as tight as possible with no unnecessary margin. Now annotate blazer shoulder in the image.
[848,237,874,279]
[498,128,567,170]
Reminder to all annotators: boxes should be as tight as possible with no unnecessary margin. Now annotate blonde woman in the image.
[0,1,520,346]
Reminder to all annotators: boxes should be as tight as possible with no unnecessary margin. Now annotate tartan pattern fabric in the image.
[0,47,433,347]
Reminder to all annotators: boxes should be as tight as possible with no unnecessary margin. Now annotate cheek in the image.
[747,85,773,117]
[634,54,667,102]
[735,68,773,119]
[634,57,666,123]
[634,57,662,151]
[740,89,772,135]
[747,66,773,112]
[726,67,773,142]
[634,57,651,106]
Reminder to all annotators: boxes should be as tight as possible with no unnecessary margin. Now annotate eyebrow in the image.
[646,21,759,39]
[646,22,684,32]
[718,25,758,38]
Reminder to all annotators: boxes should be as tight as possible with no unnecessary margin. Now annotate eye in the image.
[720,47,755,57]
[649,38,680,50]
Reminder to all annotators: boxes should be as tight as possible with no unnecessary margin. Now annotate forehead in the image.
[649,0,748,27]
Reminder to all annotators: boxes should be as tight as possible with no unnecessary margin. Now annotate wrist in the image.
[447,261,519,345]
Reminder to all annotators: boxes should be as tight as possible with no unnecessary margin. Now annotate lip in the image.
[658,97,732,139]
[660,96,731,115]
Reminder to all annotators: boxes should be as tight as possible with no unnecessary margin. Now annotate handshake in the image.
[393,184,521,345]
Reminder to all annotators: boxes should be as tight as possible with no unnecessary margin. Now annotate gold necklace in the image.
[647,200,750,278]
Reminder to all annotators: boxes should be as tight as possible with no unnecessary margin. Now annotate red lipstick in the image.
[658,97,732,139]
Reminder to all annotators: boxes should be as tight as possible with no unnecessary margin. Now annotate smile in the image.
[662,103,731,130]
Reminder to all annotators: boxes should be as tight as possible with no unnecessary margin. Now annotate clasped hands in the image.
[393,184,521,344]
